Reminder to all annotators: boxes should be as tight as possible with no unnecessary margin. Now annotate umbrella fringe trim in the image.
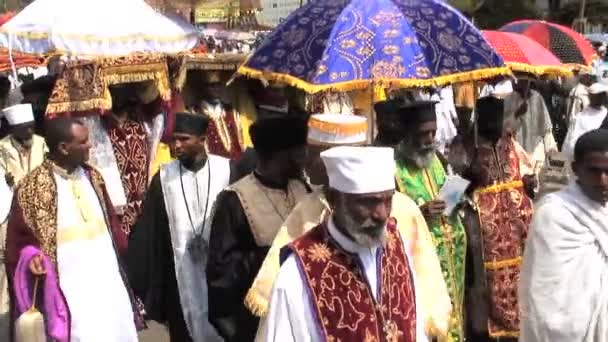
[505,62,573,77]
[0,28,198,43]
[102,69,171,101]
[237,66,512,94]
[45,97,112,118]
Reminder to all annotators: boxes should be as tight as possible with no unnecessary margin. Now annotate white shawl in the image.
[520,182,608,342]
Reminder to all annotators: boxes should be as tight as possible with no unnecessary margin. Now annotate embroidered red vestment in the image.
[286,220,417,342]
[205,108,243,160]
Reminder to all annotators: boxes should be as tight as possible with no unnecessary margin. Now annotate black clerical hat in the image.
[250,116,308,157]
[476,96,505,124]
[174,112,210,136]
[374,99,402,117]
[398,100,437,125]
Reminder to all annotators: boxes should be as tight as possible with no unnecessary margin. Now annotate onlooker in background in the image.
[20,75,56,135]
[198,71,244,160]
[566,70,596,127]
[563,83,608,169]
[0,104,47,189]
[512,77,558,172]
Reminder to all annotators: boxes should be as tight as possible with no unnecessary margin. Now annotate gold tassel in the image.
[244,288,270,318]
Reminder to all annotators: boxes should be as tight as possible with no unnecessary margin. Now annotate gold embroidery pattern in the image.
[291,223,416,341]
[17,162,111,262]
[307,243,332,263]
[17,161,58,262]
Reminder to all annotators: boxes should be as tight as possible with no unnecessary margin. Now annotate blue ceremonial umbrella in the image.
[237,0,509,93]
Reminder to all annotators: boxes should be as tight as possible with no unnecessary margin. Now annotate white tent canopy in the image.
[0,0,199,56]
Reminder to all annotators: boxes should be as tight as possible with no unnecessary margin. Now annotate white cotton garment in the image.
[520,182,608,342]
[54,167,137,342]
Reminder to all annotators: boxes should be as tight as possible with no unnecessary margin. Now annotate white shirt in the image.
[257,219,428,342]
[54,167,137,342]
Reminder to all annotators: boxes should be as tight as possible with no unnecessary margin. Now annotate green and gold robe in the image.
[396,155,467,342]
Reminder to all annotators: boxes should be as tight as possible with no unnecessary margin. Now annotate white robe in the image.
[562,106,608,166]
[567,84,590,124]
[160,155,230,342]
[257,219,429,342]
[520,182,608,342]
[54,167,137,342]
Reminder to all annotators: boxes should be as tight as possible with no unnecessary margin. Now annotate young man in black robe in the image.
[127,112,231,342]
[206,116,312,342]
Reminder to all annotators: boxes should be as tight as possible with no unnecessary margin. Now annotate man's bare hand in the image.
[420,200,447,219]
[29,255,46,276]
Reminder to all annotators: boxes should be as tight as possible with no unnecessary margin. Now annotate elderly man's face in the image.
[397,120,437,169]
[332,189,394,248]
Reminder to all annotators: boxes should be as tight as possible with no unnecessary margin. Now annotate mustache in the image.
[356,218,386,234]
[419,142,438,152]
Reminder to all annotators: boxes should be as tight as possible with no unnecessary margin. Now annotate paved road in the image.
[139,321,170,342]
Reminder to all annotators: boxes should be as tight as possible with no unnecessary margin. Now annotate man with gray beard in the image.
[395,101,467,342]
[258,146,428,342]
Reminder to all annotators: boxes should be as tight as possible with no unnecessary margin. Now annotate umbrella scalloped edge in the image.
[236,65,513,94]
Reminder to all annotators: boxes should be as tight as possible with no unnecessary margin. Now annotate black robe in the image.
[206,173,291,342]
[127,173,192,342]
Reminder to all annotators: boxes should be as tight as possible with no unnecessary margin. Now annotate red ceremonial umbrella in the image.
[0,11,47,72]
[482,30,572,77]
[500,20,597,69]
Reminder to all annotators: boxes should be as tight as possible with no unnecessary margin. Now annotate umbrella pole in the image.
[371,83,376,143]
[474,81,479,149]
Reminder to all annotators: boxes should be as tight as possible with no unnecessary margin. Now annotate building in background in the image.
[257,0,306,27]
[193,0,261,29]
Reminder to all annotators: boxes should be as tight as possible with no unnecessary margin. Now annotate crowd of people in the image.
[0,58,607,342]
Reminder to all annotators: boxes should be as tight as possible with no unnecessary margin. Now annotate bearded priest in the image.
[259,146,429,342]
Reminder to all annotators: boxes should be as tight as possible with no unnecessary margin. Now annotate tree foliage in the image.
[450,0,540,29]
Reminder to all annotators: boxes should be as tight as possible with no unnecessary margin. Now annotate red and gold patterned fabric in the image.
[285,219,417,342]
[205,107,243,160]
[106,117,150,236]
[470,137,533,339]
[482,30,570,77]
[501,20,597,69]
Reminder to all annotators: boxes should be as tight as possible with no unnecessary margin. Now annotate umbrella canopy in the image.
[482,30,571,77]
[0,50,47,72]
[0,12,47,72]
[500,20,597,68]
[0,0,198,56]
[237,0,508,93]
